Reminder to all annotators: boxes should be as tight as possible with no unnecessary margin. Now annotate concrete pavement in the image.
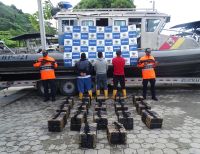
[0,87,200,154]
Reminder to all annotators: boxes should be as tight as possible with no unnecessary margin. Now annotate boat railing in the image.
[72,8,157,12]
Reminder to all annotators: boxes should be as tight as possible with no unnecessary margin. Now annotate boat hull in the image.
[1,48,200,81]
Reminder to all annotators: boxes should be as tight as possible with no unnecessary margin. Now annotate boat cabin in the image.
[55,8,171,50]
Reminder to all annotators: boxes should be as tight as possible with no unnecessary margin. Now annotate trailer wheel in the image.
[59,80,76,96]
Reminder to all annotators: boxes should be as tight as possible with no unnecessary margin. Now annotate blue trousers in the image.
[77,77,92,93]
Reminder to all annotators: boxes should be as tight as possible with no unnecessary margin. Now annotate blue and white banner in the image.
[62,25,138,66]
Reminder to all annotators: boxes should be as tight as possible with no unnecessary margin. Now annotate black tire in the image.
[59,80,77,96]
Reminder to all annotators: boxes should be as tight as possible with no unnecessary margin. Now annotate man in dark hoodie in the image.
[75,53,93,99]
[94,52,108,99]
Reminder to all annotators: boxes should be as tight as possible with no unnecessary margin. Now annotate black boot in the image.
[43,98,49,102]
[152,97,158,101]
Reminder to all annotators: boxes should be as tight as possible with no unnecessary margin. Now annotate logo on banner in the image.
[105,52,113,58]
[88,52,96,58]
[73,26,81,32]
[129,38,137,45]
[97,40,105,46]
[97,27,104,33]
[64,59,72,67]
[81,46,88,52]
[81,26,88,32]
[72,52,80,59]
[81,33,88,39]
[64,39,72,46]
[122,51,130,58]
[97,33,104,39]
[89,33,96,40]
[89,46,96,52]
[113,39,121,46]
[81,40,88,46]
[64,26,72,32]
[89,26,96,33]
[64,52,72,59]
[64,46,72,52]
[72,46,80,52]
[120,26,128,32]
[105,33,112,39]
[73,33,80,39]
[113,26,120,32]
[73,40,80,46]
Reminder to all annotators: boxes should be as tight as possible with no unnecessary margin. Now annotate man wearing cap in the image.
[112,50,126,98]
[33,50,58,102]
[138,48,158,101]
[75,53,93,99]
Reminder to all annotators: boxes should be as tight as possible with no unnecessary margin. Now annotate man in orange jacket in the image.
[138,48,158,101]
[33,50,58,102]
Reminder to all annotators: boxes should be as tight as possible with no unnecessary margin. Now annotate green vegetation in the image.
[0,1,56,47]
[0,2,35,47]
[29,0,56,36]
[74,0,135,9]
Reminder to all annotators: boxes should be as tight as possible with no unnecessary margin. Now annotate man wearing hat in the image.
[138,48,158,101]
[112,50,126,98]
[33,50,58,102]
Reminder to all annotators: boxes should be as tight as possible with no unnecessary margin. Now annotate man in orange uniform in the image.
[138,48,158,101]
[33,50,58,102]
[112,50,126,98]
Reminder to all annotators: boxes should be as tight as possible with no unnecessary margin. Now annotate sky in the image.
[0,0,199,28]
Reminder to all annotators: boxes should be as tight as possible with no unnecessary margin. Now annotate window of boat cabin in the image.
[81,20,94,26]
[96,18,108,26]
[129,18,142,48]
[114,20,126,26]
[145,19,160,32]
[62,19,77,32]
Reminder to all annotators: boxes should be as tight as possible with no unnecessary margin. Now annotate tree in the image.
[74,0,135,9]
[28,0,56,35]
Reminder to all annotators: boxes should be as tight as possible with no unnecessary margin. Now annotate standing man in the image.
[94,52,108,99]
[75,53,93,99]
[112,50,126,98]
[138,48,158,101]
[33,50,58,102]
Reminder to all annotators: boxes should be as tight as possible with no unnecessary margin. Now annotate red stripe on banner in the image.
[159,36,179,50]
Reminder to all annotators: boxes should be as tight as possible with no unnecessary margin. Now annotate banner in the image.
[62,25,138,67]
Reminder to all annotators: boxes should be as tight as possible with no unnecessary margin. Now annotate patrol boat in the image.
[1,8,200,94]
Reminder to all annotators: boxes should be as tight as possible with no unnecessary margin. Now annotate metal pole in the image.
[37,0,47,50]
[152,0,155,11]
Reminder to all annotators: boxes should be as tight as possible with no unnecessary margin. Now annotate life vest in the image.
[33,56,58,80]
[138,55,156,79]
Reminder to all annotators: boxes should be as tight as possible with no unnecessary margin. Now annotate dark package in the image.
[142,109,163,129]
[48,112,66,132]
[70,111,86,131]
[116,110,134,130]
[107,122,127,144]
[79,123,97,148]
[93,110,108,130]
[135,101,151,115]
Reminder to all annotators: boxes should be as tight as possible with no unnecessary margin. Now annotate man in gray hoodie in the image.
[94,52,108,99]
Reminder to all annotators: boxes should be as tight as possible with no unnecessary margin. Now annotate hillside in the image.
[0,2,35,35]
